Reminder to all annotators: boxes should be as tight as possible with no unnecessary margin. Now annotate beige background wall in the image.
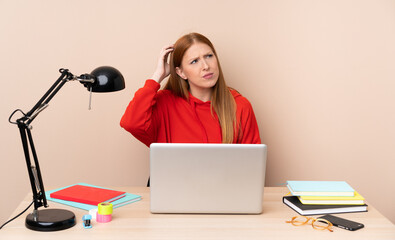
[1,0,394,225]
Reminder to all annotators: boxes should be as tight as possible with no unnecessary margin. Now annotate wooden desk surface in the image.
[1,187,394,239]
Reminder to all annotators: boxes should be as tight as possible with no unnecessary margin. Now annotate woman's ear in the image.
[176,67,187,80]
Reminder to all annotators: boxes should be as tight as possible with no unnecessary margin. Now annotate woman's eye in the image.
[190,59,198,64]
[206,54,213,58]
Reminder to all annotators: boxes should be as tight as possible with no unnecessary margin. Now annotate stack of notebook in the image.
[47,183,141,211]
[283,181,368,215]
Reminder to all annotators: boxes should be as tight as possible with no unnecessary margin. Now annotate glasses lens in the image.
[313,219,331,230]
[291,216,309,226]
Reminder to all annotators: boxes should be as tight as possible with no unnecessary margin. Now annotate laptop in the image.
[149,143,267,214]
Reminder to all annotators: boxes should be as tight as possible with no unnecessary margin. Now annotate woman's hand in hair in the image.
[151,44,174,83]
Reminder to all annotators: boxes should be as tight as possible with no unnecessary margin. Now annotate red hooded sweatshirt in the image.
[120,80,261,147]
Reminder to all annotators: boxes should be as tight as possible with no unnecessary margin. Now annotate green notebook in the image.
[287,181,355,196]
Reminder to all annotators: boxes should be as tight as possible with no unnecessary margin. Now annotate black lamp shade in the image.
[90,66,125,92]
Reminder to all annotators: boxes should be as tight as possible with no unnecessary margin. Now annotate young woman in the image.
[120,33,261,146]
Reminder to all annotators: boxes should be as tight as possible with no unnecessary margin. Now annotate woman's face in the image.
[176,42,219,98]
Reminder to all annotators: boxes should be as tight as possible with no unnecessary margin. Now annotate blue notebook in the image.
[287,181,355,196]
[46,183,141,211]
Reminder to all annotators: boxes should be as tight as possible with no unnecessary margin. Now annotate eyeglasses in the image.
[286,216,333,232]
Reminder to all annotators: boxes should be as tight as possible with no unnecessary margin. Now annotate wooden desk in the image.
[1,187,394,239]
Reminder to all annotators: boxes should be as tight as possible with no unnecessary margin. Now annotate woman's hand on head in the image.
[151,44,174,84]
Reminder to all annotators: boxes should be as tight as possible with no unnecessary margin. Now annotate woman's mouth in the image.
[203,73,214,79]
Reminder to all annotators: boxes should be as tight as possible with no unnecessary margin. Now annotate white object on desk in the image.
[89,208,98,220]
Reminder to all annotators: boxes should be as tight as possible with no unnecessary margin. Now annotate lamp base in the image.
[25,209,76,231]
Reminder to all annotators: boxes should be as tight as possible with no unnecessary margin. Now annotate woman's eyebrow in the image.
[186,56,198,62]
[186,51,213,62]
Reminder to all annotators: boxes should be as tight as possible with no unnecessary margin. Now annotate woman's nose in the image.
[202,59,209,70]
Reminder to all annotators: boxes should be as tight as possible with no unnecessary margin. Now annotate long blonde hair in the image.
[164,33,237,143]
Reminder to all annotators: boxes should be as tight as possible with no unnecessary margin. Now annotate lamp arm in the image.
[12,69,76,211]
[17,124,47,210]
[24,69,73,123]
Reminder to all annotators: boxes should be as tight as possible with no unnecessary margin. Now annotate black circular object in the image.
[25,209,76,231]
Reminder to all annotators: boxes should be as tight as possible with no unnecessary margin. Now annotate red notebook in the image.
[50,184,126,205]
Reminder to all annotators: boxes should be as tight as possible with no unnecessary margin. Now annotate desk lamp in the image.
[8,66,125,231]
